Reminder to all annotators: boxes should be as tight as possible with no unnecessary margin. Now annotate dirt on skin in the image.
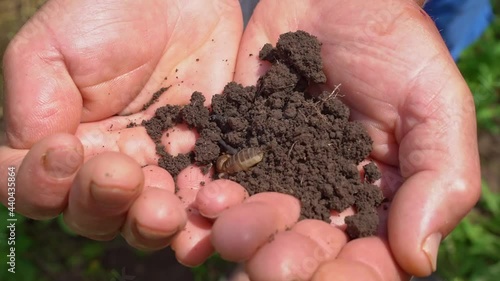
[142,30,384,238]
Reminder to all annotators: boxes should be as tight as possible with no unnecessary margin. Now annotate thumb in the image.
[388,59,481,276]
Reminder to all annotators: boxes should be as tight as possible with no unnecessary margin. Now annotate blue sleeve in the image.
[424,0,494,61]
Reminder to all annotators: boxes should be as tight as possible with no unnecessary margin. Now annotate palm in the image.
[15,0,243,158]
[1,0,243,265]
[236,0,454,167]
[206,0,480,280]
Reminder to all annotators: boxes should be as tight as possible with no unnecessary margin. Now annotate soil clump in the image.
[142,30,383,238]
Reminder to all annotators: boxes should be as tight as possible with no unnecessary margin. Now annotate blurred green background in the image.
[0,1,499,281]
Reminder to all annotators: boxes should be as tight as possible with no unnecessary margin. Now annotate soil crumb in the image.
[363,162,382,184]
[143,86,170,110]
[143,30,384,238]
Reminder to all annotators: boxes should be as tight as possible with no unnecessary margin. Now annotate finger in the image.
[389,171,479,276]
[212,193,301,262]
[311,259,381,281]
[170,210,214,267]
[121,187,186,251]
[244,192,301,228]
[337,237,410,281]
[195,179,249,219]
[63,152,143,240]
[171,187,214,267]
[170,166,215,266]
[244,220,348,281]
[246,230,335,281]
[0,133,83,219]
[390,52,481,276]
[142,165,175,192]
[291,219,348,259]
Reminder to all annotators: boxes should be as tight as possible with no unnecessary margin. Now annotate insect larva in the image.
[216,147,264,174]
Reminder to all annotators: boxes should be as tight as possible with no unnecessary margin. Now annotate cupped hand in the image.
[0,0,244,265]
[0,0,482,278]
[208,0,481,280]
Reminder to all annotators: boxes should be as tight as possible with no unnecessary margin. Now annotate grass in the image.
[437,183,500,281]
[0,210,115,281]
[456,11,500,134]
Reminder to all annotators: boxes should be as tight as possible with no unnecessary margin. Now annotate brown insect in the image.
[216,147,264,175]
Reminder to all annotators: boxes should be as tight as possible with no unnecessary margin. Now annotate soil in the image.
[143,30,384,238]
[143,86,170,110]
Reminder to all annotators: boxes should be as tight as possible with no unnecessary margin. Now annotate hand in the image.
[208,0,481,280]
[0,0,245,265]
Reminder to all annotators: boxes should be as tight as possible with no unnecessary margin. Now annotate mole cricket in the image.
[216,147,265,176]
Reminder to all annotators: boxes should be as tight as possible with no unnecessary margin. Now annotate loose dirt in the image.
[142,30,383,238]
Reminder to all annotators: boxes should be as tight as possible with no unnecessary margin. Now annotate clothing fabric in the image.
[424,0,494,60]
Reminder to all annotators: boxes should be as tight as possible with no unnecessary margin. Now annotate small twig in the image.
[316,83,343,106]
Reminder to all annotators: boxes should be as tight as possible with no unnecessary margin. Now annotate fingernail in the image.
[136,223,177,240]
[43,148,82,178]
[90,182,139,208]
[422,232,442,272]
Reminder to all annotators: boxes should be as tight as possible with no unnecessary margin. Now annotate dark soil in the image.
[143,86,170,110]
[143,30,384,238]
[363,162,382,184]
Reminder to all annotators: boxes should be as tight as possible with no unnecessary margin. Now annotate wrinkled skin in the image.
[0,0,480,280]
